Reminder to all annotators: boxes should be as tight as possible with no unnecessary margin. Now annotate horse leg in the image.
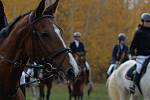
[79,96,83,100]
[46,82,52,100]
[107,75,120,100]
[119,89,128,100]
[130,94,141,100]
[39,82,45,100]
[74,96,77,100]
[78,96,80,100]
[31,85,37,100]
[16,88,25,100]
[32,84,40,100]
[68,85,72,100]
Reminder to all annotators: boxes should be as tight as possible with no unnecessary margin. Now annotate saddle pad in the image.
[126,57,150,80]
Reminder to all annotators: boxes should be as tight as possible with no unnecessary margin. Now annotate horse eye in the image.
[41,32,49,37]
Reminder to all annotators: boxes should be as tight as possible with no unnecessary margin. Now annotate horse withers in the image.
[0,0,79,99]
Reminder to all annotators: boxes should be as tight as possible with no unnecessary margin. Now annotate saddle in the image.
[126,57,150,81]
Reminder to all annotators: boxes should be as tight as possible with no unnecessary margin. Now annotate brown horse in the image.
[68,52,89,100]
[0,0,79,99]
[39,69,53,100]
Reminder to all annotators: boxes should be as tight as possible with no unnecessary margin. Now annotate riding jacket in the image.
[112,44,129,64]
[130,26,150,56]
[69,40,85,54]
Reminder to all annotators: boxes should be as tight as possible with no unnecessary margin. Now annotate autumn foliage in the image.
[2,0,150,81]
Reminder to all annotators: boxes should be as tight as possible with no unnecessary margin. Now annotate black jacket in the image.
[112,44,129,63]
[69,41,85,54]
[130,26,150,56]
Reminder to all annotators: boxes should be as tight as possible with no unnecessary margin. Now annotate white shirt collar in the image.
[74,40,79,47]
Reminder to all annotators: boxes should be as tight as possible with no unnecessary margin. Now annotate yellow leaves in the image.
[2,0,150,80]
[2,0,39,21]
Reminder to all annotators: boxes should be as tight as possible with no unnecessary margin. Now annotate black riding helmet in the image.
[141,13,150,22]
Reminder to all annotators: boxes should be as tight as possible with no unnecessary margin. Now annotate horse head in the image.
[25,0,79,80]
[0,0,79,98]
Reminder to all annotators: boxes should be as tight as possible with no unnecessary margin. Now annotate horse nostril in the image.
[66,68,75,80]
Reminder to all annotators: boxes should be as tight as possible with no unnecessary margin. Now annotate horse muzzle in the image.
[66,68,76,81]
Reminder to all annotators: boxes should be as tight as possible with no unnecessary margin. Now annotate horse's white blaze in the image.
[53,24,67,48]
[53,24,79,76]
[68,53,79,76]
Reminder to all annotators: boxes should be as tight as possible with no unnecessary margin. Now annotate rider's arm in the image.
[130,31,139,56]
[81,42,85,53]
[112,45,118,63]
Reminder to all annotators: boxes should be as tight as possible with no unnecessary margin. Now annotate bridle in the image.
[28,12,73,70]
[27,12,74,88]
[0,13,72,67]
[0,12,73,99]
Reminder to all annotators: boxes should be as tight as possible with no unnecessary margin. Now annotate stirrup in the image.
[129,86,135,94]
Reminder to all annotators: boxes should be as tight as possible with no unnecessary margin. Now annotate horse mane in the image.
[0,11,31,39]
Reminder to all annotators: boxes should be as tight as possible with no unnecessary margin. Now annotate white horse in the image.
[106,60,146,100]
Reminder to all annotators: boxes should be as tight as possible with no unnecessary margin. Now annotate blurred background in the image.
[2,0,150,82]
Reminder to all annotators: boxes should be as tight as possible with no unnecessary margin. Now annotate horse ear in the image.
[0,1,4,10]
[44,0,59,15]
[34,0,46,18]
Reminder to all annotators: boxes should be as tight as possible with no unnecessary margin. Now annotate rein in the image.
[28,13,73,75]
[0,12,72,98]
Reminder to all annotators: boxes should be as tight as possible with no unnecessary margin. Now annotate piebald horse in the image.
[0,0,79,99]
[107,59,150,100]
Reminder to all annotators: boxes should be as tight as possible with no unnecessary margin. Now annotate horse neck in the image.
[78,57,86,66]
[78,60,85,76]
[0,15,29,62]
[0,15,30,96]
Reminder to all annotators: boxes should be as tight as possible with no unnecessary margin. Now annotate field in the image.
[26,83,109,100]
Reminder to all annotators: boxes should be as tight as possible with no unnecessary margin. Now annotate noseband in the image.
[29,13,72,65]
[0,13,72,66]
[0,13,72,98]
[25,13,74,87]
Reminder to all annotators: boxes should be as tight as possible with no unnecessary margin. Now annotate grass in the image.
[26,83,109,100]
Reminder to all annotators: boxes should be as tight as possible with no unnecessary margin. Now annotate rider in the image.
[0,1,8,31]
[107,33,129,78]
[69,32,85,54]
[130,13,150,93]
[69,32,92,83]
